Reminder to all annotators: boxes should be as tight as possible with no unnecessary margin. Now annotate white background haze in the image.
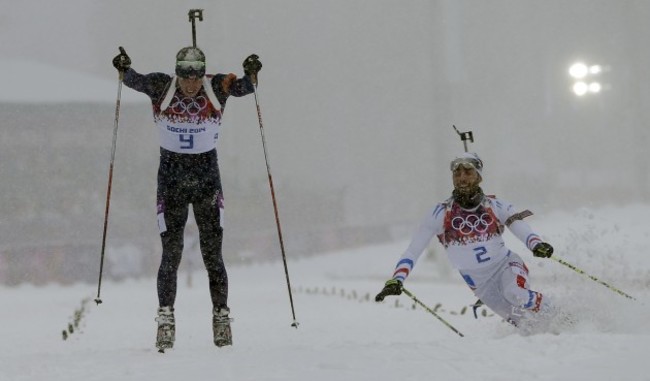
[0,1,649,380]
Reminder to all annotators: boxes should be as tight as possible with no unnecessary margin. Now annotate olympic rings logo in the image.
[170,95,208,116]
[451,213,494,235]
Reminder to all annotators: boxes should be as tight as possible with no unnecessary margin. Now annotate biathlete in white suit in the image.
[375,152,555,327]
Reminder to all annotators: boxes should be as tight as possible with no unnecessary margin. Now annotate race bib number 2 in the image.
[474,246,490,263]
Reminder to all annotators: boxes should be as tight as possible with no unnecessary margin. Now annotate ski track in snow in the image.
[1,205,649,381]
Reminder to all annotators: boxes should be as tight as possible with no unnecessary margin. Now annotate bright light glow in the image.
[569,62,589,79]
[589,65,602,75]
[589,82,602,93]
[568,61,605,96]
[573,81,588,96]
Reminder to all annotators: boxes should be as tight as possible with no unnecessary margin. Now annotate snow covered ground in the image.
[1,204,649,381]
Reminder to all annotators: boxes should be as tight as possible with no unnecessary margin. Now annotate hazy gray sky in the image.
[2,1,649,272]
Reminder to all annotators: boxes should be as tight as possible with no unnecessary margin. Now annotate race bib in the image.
[156,120,220,154]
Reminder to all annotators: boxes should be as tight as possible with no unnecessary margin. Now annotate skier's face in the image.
[178,76,203,97]
[452,166,481,193]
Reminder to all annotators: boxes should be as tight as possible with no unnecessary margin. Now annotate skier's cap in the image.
[450,152,483,177]
[175,46,206,78]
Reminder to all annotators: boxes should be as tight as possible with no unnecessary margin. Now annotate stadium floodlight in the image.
[573,81,589,96]
[569,61,605,97]
[569,62,589,79]
[588,82,602,93]
[589,65,602,75]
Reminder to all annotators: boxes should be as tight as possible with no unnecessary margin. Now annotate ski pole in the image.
[552,256,636,301]
[401,287,464,337]
[252,79,299,328]
[95,67,124,305]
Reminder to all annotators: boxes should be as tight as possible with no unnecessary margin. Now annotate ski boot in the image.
[213,306,233,347]
[155,306,175,353]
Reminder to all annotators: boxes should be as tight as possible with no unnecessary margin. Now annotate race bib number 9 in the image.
[156,121,220,153]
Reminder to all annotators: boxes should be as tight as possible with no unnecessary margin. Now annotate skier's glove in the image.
[243,54,262,76]
[112,47,131,72]
[533,242,554,258]
[375,279,403,302]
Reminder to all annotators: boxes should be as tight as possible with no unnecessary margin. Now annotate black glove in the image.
[375,279,403,302]
[532,242,554,258]
[112,46,131,72]
[243,54,262,76]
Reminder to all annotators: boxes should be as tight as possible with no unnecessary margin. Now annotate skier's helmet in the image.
[175,46,206,78]
[450,152,483,178]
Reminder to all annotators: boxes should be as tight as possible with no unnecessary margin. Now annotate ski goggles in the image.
[175,60,206,78]
[450,156,483,172]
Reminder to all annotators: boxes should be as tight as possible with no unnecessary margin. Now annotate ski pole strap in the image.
[401,287,464,337]
[552,256,636,301]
